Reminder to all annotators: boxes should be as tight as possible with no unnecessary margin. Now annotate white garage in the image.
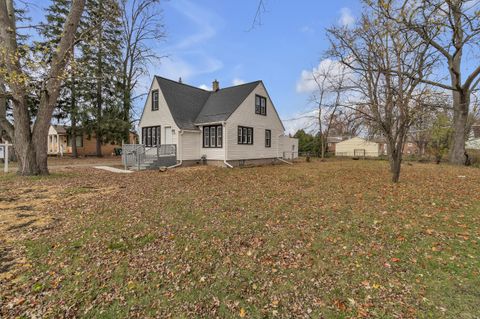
[335,137,385,157]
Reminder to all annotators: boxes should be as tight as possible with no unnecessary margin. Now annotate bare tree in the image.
[120,0,165,139]
[0,0,85,175]
[310,62,349,159]
[373,0,480,165]
[328,10,436,182]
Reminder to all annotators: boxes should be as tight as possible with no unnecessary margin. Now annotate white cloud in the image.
[157,52,223,82]
[339,7,355,27]
[199,84,210,90]
[282,109,319,135]
[296,59,347,93]
[232,78,245,86]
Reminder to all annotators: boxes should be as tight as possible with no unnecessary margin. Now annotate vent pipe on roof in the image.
[212,79,219,92]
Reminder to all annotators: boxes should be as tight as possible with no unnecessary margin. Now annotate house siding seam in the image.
[181,131,201,160]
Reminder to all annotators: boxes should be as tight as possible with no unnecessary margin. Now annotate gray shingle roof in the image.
[194,81,261,124]
[52,125,68,134]
[155,76,211,130]
[155,76,261,130]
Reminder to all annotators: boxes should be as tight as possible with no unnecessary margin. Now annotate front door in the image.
[164,126,173,144]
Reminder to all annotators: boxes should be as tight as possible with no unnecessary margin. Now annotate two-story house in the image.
[138,76,298,167]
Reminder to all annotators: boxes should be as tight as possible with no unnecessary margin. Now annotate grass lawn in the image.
[1,160,479,318]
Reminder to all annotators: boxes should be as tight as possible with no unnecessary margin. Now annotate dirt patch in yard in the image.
[0,173,119,282]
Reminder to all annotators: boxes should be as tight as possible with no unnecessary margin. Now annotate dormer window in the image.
[255,95,266,116]
[152,90,159,111]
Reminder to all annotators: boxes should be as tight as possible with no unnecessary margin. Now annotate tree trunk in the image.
[390,152,402,183]
[388,136,405,183]
[0,0,86,175]
[71,46,78,158]
[122,74,131,142]
[32,117,50,174]
[95,22,103,158]
[389,145,402,183]
[14,130,40,176]
[449,90,469,165]
[71,114,78,158]
[320,135,325,159]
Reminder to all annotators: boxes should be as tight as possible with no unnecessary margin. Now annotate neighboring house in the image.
[48,125,136,156]
[466,138,480,150]
[471,123,480,139]
[138,76,298,167]
[327,136,348,153]
[335,137,387,157]
[403,139,420,155]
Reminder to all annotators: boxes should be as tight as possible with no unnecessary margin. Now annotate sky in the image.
[151,0,362,134]
[27,0,363,134]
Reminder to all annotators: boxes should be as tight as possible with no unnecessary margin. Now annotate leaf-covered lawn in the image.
[1,160,479,318]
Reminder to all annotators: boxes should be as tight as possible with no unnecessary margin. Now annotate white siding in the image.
[279,136,299,159]
[335,137,380,157]
[139,79,179,146]
[226,82,286,160]
[181,131,201,160]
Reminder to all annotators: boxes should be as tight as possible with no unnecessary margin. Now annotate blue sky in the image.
[27,0,362,133]
[151,0,362,133]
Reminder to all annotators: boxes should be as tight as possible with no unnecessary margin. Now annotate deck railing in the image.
[122,144,176,170]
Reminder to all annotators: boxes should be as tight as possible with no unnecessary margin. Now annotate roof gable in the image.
[155,76,210,130]
[152,76,262,129]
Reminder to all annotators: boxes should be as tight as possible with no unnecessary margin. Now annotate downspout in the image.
[168,129,183,169]
[223,121,233,168]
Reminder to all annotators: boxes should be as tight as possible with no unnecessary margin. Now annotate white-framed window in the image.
[265,129,271,147]
[255,95,267,115]
[203,125,222,148]
[151,90,159,111]
[238,126,253,145]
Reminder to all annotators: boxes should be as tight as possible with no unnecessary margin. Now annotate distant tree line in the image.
[0,0,164,175]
